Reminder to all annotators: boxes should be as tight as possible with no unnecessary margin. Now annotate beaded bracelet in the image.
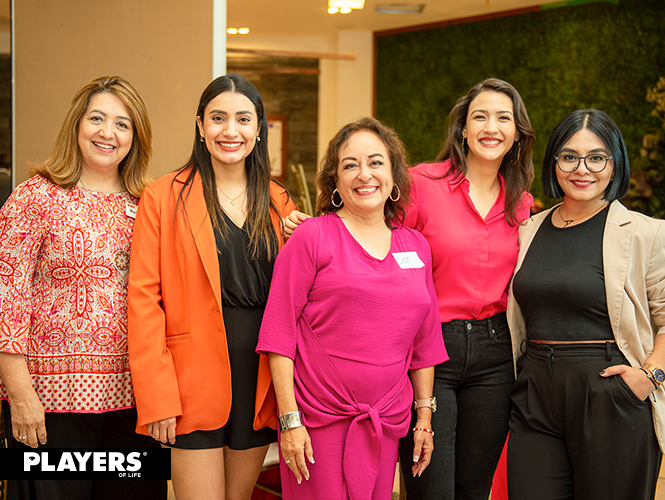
[412,427,435,437]
[641,368,659,390]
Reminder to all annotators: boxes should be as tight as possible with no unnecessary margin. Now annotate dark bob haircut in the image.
[542,108,630,201]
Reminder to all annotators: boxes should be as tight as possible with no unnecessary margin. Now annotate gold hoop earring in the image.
[200,135,205,143]
[331,188,343,208]
[512,141,521,166]
[389,184,401,202]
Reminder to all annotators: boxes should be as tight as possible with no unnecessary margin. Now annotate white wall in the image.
[14,0,214,183]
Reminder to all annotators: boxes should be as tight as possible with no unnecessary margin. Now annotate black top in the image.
[214,211,277,308]
[512,206,614,341]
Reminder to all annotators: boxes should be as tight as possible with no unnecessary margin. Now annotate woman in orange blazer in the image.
[128,73,296,500]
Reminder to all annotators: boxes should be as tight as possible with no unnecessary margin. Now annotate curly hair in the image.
[316,117,411,228]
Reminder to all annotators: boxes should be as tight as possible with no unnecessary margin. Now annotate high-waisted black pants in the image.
[508,341,662,500]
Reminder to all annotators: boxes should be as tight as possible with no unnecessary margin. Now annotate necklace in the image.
[77,176,124,194]
[557,203,608,228]
[217,184,247,206]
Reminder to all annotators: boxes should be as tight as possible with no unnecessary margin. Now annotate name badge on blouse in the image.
[392,252,424,269]
[126,203,137,219]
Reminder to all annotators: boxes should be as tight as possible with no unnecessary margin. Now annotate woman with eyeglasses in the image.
[506,108,665,500]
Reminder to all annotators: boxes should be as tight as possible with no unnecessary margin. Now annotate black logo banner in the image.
[0,448,171,480]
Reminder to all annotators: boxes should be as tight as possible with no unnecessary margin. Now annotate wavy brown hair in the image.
[316,117,410,228]
[32,76,152,198]
[176,73,287,259]
[434,78,535,224]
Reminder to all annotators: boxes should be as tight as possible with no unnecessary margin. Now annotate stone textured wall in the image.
[228,58,318,213]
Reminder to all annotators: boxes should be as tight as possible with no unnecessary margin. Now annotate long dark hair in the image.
[176,73,282,259]
[434,78,535,224]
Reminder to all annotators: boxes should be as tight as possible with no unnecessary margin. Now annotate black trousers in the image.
[508,341,662,500]
[3,402,167,500]
[399,312,514,500]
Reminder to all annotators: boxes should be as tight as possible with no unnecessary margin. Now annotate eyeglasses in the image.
[554,153,613,173]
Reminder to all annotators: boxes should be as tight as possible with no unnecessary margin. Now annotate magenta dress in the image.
[257,213,448,500]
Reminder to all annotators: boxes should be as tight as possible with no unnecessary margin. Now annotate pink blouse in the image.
[403,160,533,323]
[0,176,138,412]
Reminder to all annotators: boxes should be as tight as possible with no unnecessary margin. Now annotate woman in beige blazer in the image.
[506,109,665,500]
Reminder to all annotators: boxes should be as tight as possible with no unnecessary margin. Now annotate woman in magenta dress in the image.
[283,80,536,499]
[257,117,448,500]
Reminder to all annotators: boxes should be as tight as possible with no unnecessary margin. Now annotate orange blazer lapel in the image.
[176,170,223,311]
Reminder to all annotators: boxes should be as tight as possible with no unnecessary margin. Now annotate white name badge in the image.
[392,251,424,269]
[126,203,137,219]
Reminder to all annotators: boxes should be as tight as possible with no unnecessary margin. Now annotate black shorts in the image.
[168,306,276,450]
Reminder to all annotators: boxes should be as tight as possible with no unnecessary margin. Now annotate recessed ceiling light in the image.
[375,3,425,14]
[327,0,365,14]
[329,0,365,8]
[227,28,238,34]
[238,27,250,34]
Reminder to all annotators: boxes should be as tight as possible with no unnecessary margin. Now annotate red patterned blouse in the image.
[0,175,139,412]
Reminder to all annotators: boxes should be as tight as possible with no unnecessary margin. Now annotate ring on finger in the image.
[18,436,27,440]
[284,459,291,464]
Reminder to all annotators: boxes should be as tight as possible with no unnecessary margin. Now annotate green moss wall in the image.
[375,0,665,204]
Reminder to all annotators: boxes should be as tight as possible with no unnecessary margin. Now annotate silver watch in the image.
[278,410,304,432]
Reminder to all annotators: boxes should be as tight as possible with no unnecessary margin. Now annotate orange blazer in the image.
[127,167,296,435]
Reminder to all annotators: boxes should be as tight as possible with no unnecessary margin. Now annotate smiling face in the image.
[335,131,394,218]
[463,90,517,169]
[555,127,614,207]
[78,93,133,176]
[196,91,259,172]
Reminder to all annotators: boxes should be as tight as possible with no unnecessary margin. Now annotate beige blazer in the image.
[506,200,665,451]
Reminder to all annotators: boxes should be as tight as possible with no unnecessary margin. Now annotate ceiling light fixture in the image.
[375,3,425,14]
[327,0,365,15]
[227,27,250,35]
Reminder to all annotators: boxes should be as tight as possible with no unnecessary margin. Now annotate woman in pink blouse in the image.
[257,117,448,499]
[397,78,535,500]
[0,76,164,500]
